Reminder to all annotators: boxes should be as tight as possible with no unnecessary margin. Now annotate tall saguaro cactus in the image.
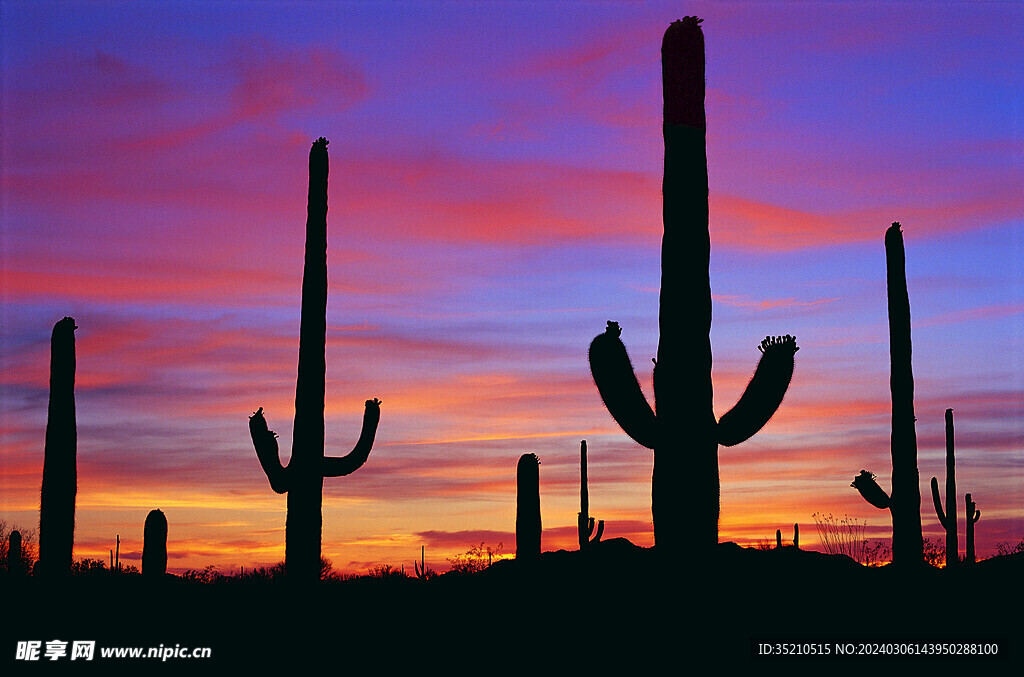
[852,223,924,565]
[930,408,959,567]
[249,138,382,581]
[588,17,797,556]
[577,440,604,549]
[38,316,78,577]
[516,454,541,559]
[143,509,168,577]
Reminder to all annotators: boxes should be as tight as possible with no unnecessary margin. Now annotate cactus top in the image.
[662,16,705,129]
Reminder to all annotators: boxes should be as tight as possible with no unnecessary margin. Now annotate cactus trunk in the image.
[930,408,958,567]
[516,454,541,559]
[249,138,382,582]
[143,509,168,577]
[8,531,23,576]
[288,133,331,582]
[589,18,797,558]
[885,224,924,565]
[965,493,980,565]
[577,440,604,549]
[38,317,77,577]
[658,15,717,553]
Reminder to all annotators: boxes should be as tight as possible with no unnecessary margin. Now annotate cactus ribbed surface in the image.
[852,223,924,566]
[38,316,78,577]
[516,453,541,559]
[588,18,797,556]
[577,440,604,550]
[249,138,382,581]
[930,408,958,567]
[143,509,168,577]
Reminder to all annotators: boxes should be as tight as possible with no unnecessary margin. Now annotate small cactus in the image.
[964,493,981,565]
[414,545,437,580]
[930,408,959,567]
[577,440,604,550]
[38,317,78,577]
[143,509,168,577]
[516,454,541,559]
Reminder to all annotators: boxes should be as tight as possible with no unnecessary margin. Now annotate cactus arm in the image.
[249,408,290,494]
[592,519,605,543]
[930,476,949,527]
[588,322,657,449]
[716,335,798,447]
[322,399,382,478]
[852,470,892,509]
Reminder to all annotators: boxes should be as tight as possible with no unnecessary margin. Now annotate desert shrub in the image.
[446,542,503,574]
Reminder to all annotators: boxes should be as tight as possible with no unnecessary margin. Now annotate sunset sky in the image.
[2,1,1021,575]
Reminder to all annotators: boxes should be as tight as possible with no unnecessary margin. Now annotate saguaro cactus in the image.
[852,223,924,565]
[516,454,541,559]
[588,17,797,556]
[38,316,78,577]
[930,408,959,567]
[964,493,980,565]
[8,531,24,576]
[249,138,382,581]
[577,440,604,550]
[143,509,168,577]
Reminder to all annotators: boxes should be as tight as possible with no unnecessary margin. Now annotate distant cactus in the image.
[249,138,382,581]
[930,408,959,567]
[38,317,78,577]
[516,454,541,559]
[589,18,797,556]
[965,493,981,565]
[577,440,604,550]
[143,509,168,577]
[414,545,435,580]
[775,524,799,549]
[8,531,24,576]
[852,223,924,566]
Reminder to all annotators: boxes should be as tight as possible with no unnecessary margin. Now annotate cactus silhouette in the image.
[249,138,382,581]
[588,17,797,555]
[964,493,980,565]
[143,509,167,577]
[775,525,798,549]
[930,408,959,567]
[516,453,541,559]
[852,223,924,565]
[8,530,23,576]
[577,440,604,550]
[38,316,78,577]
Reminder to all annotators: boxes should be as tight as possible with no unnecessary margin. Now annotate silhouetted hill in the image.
[4,541,1020,669]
